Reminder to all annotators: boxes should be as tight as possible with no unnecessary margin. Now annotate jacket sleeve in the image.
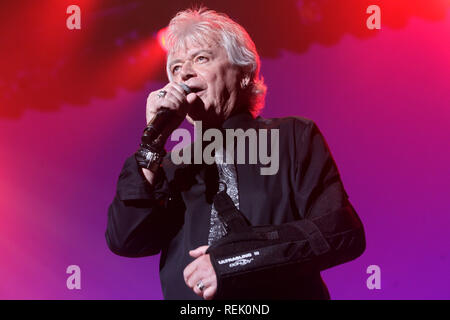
[105,154,185,257]
[207,120,366,298]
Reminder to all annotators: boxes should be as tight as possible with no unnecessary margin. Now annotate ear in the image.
[240,75,250,89]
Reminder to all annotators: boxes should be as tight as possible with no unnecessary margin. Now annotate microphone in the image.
[179,82,193,95]
[141,83,193,149]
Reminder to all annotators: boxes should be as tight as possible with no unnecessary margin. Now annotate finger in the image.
[187,264,206,289]
[191,277,206,296]
[145,87,177,123]
[183,261,198,285]
[191,274,213,297]
[163,92,184,111]
[187,257,215,289]
[166,85,186,103]
[166,95,191,117]
[150,84,178,104]
[160,95,182,111]
[147,90,173,110]
[201,276,217,300]
[186,92,200,105]
[187,261,209,290]
[150,86,170,101]
[202,286,216,300]
[184,249,211,285]
[159,89,190,116]
[185,257,211,288]
[147,90,158,102]
[170,82,188,96]
[189,245,209,258]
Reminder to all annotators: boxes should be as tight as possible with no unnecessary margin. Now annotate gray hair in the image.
[165,7,267,116]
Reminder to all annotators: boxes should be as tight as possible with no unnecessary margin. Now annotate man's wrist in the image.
[135,144,166,173]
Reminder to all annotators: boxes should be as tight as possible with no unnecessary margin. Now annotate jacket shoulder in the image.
[255,115,316,135]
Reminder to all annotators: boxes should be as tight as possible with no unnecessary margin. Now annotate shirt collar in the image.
[221,111,256,129]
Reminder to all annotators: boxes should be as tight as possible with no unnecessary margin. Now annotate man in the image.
[106,7,365,300]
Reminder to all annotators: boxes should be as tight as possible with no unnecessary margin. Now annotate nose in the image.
[179,61,196,82]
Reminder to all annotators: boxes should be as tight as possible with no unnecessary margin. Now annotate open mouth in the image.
[182,80,206,95]
[190,87,205,94]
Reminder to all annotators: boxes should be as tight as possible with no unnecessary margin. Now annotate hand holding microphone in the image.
[145,82,198,126]
[136,82,200,173]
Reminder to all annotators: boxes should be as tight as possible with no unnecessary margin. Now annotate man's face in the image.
[168,40,241,127]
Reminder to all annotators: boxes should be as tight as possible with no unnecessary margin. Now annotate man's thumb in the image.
[189,245,209,257]
[186,92,200,105]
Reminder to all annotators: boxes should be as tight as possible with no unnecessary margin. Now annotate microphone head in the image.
[179,83,192,94]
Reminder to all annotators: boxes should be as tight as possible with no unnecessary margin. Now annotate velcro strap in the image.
[295,219,330,255]
[214,190,250,233]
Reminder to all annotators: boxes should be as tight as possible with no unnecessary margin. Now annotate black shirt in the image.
[106,112,365,299]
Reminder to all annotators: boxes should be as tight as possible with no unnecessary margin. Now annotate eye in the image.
[195,55,208,63]
[172,65,181,74]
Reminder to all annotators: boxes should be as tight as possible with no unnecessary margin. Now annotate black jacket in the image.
[106,112,366,299]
